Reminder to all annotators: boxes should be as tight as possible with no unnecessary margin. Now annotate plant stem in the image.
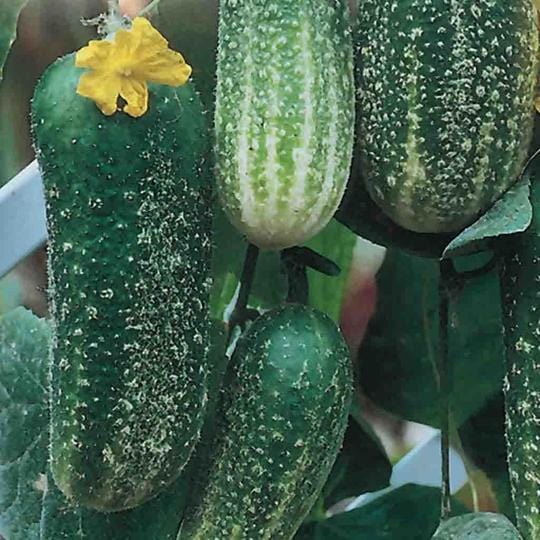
[439,258,453,520]
[227,243,259,340]
[236,243,259,316]
[281,249,309,305]
[283,246,341,277]
[138,0,162,17]
[449,254,498,281]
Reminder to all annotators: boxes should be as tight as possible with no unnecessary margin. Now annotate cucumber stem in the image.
[82,2,130,36]
[283,247,341,277]
[438,259,453,520]
[437,257,498,521]
[281,249,309,305]
[449,255,498,281]
[227,243,259,340]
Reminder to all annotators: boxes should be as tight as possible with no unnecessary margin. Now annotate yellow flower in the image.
[75,17,192,118]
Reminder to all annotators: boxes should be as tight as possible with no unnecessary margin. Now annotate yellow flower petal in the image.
[120,78,149,118]
[126,18,192,85]
[75,16,191,117]
[114,27,138,61]
[75,40,114,70]
[77,70,121,116]
[131,17,168,50]
[135,49,192,86]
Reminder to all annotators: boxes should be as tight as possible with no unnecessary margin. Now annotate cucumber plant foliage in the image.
[0,0,27,81]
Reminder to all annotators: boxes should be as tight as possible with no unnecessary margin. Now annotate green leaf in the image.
[0,0,27,82]
[41,475,189,540]
[305,220,357,322]
[336,157,453,259]
[358,250,505,427]
[458,393,514,521]
[321,414,392,509]
[210,207,247,320]
[443,178,533,259]
[431,513,521,539]
[0,307,50,540]
[296,484,467,540]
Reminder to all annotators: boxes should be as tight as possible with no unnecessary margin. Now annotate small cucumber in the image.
[32,54,213,511]
[180,304,353,539]
[500,179,540,540]
[355,1,538,233]
[215,0,355,250]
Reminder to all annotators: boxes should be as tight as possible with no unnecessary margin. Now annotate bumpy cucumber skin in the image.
[432,512,520,539]
[39,324,229,540]
[180,304,353,540]
[32,54,213,512]
[501,180,540,540]
[356,0,538,233]
[215,0,355,250]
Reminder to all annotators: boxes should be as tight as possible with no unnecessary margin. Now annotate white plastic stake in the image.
[346,430,468,511]
[0,160,47,278]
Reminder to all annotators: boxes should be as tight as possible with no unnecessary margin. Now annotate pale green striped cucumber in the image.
[500,178,540,540]
[215,0,355,250]
[180,304,353,539]
[356,1,538,233]
[32,54,213,512]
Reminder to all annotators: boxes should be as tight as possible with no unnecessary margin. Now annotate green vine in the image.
[226,243,260,341]
[438,258,453,520]
[138,0,162,17]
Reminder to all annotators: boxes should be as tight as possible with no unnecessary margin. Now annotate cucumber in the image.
[40,324,230,540]
[500,179,540,540]
[431,513,521,539]
[180,304,353,539]
[356,1,538,233]
[32,54,213,512]
[215,0,355,250]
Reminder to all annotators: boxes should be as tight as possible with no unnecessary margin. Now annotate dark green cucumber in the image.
[40,324,229,540]
[356,1,538,233]
[32,54,213,512]
[500,178,540,540]
[180,304,353,540]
